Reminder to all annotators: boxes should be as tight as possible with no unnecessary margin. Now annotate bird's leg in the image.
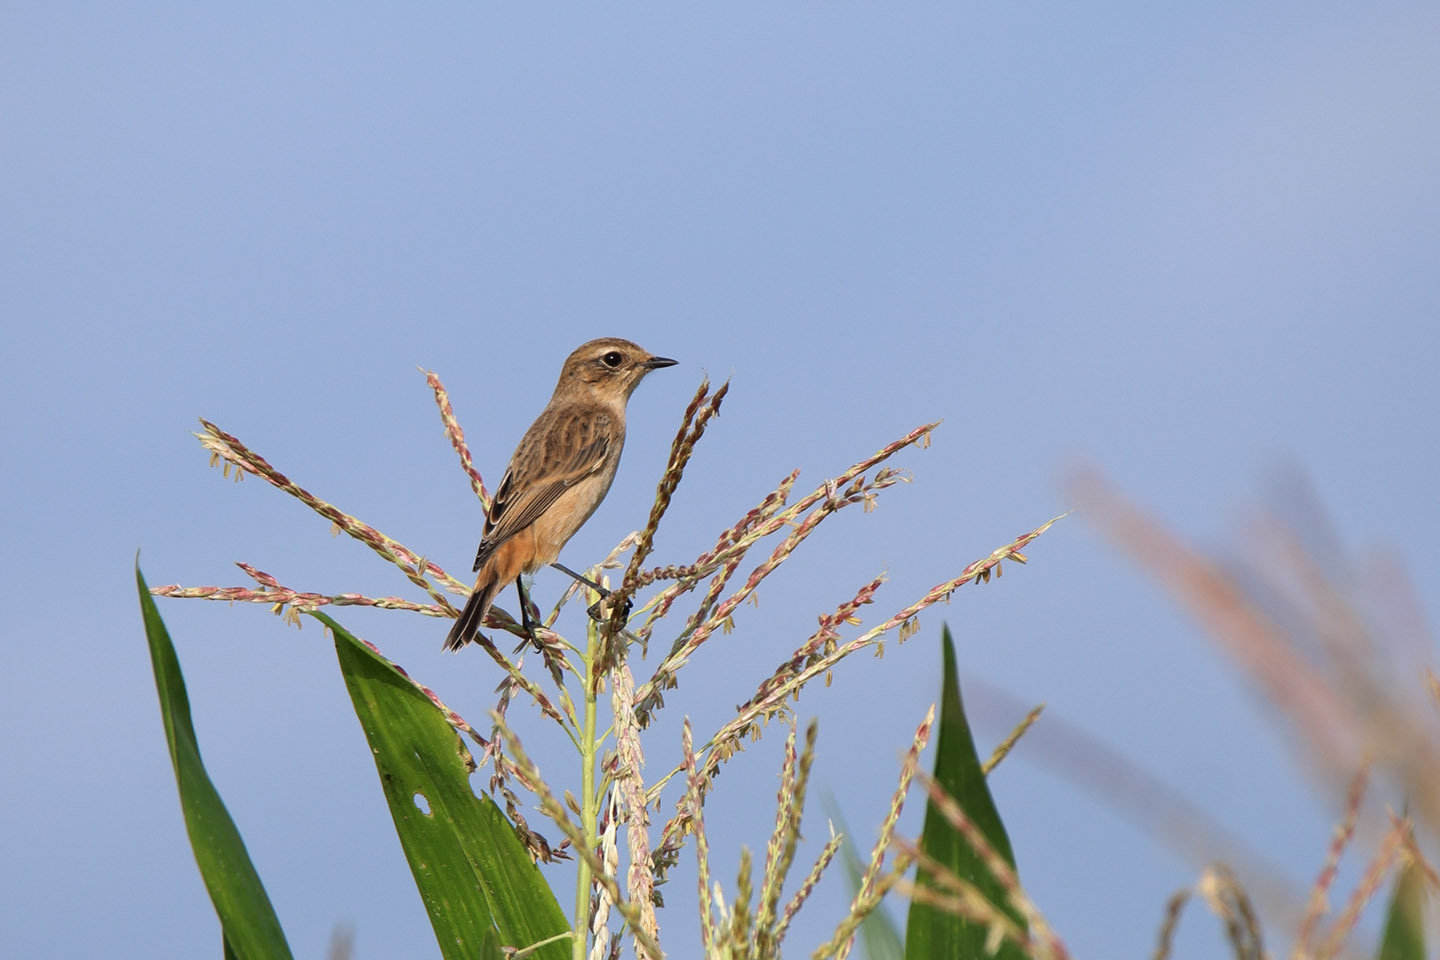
[550,562,633,627]
[515,576,544,652]
[550,561,608,595]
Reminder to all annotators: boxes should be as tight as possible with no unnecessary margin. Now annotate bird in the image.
[443,337,677,651]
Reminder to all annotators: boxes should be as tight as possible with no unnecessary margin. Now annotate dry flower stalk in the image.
[683,717,843,960]
[755,721,817,954]
[733,847,757,950]
[1313,818,1407,960]
[196,418,464,610]
[158,369,1062,958]
[1197,865,1265,960]
[833,705,934,960]
[983,702,1045,776]
[633,423,940,726]
[424,367,491,510]
[775,826,842,947]
[647,515,1061,890]
[812,858,910,960]
[890,840,1043,958]
[911,768,1069,959]
[629,469,801,658]
[597,380,730,678]
[1150,888,1191,960]
[588,790,620,960]
[609,663,658,959]
[1080,469,1440,959]
[1293,762,1368,958]
[495,712,663,960]
[683,719,719,955]
[1390,810,1440,892]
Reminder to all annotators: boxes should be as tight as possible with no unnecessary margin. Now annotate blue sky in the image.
[3,5,1438,958]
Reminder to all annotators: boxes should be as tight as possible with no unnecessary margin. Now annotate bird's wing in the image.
[472,412,614,572]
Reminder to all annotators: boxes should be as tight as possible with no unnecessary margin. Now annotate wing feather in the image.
[471,411,613,572]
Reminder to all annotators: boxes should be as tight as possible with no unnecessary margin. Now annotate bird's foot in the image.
[587,594,633,628]
[519,610,545,653]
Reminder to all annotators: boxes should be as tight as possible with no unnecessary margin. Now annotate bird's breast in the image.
[524,469,619,569]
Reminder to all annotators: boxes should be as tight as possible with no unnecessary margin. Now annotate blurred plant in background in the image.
[1074,470,1435,960]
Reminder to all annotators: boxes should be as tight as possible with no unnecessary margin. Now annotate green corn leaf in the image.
[137,564,294,960]
[904,624,1026,960]
[319,612,570,960]
[1377,849,1426,960]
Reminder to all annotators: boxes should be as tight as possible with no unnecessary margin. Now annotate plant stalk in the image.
[573,611,601,960]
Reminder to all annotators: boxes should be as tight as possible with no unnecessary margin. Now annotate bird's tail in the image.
[443,571,505,651]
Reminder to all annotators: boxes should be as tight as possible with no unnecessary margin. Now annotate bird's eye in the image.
[601,351,624,368]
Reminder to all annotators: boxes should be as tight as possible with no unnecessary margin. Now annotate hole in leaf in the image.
[413,792,432,815]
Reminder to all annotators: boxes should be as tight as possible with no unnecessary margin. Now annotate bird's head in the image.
[557,337,678,402]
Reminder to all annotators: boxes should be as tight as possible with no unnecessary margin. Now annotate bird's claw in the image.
[518,610,545,653]
[587,595,633,627]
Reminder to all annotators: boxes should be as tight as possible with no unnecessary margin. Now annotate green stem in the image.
[573,613,601,960]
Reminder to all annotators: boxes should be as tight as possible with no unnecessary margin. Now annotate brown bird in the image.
[444,337,677,651]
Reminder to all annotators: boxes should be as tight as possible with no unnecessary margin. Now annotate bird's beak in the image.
[642,356,678,370]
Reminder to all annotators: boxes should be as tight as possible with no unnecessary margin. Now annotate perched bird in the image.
[444,337,677,651]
